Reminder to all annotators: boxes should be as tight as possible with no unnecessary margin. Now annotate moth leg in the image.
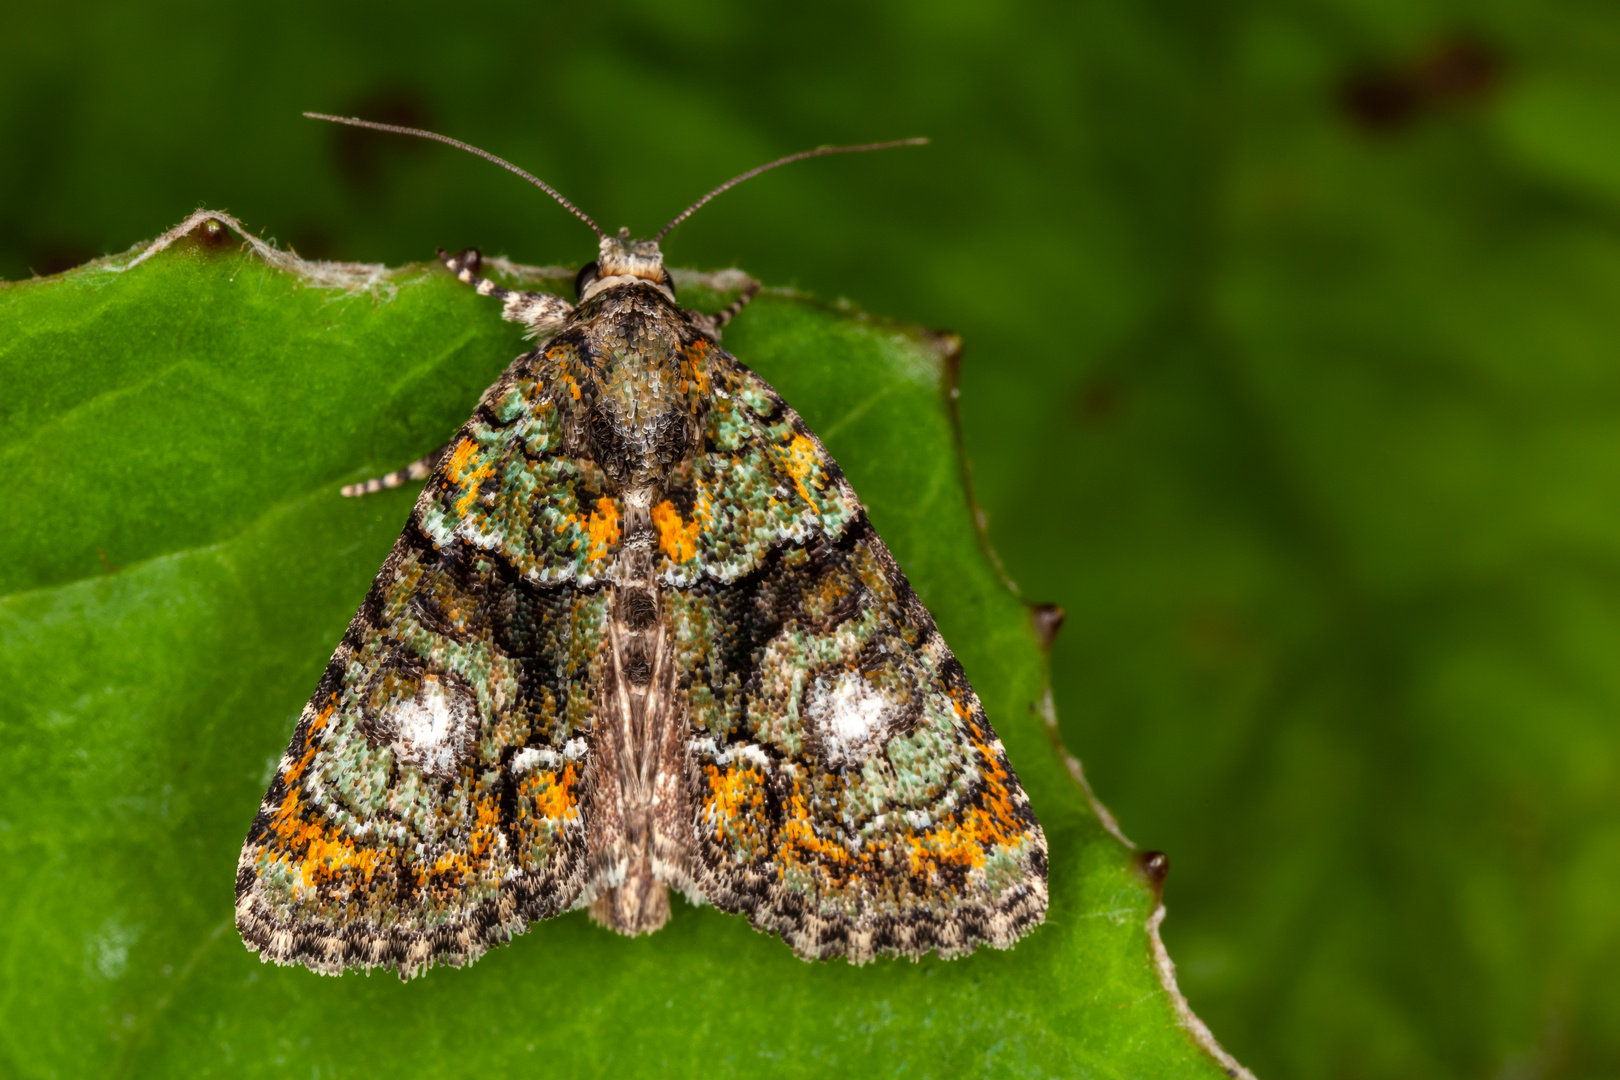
[437,247,574,337]
[691,279,762,342]
[340,444,449,498]
[712,280,761,330]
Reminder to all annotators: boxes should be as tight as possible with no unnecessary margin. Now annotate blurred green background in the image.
[4,1,1619,1076]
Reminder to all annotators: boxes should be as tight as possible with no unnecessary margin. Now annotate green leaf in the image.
[0,216,1242,1078]
[9,4,1620,1075]
[1012,23,1620,1078]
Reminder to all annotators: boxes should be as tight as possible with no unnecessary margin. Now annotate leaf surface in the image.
[0,219,1239,1079]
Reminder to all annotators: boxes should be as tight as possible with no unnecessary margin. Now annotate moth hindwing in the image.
[235,228,1048,980]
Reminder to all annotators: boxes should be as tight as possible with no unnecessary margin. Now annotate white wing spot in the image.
[806,671,898,766]
[390,675,478,778]
[512,742,581,774]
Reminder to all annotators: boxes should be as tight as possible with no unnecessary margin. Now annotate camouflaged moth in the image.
[235,115,1048,980]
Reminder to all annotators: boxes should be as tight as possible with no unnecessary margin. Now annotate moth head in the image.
[576,229,676,303]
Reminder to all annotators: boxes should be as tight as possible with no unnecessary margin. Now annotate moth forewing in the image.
[237,124,1044,980]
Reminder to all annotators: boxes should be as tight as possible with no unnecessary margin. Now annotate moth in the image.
[235,115,1048,980]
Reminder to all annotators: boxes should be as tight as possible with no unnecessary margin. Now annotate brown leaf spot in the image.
[1341,35,1503,135]
[1030,603,1065,653]
[1137,850,1169,892]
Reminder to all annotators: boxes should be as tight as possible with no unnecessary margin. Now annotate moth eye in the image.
[574,261,600,300]
[660,269,677,300]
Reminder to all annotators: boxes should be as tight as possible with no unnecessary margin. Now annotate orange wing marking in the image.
[519,763,580,822]
[903,727,1025,877]
[779,777,854,868]
[446,438,495,518]
[652,497,709,563]
[420,794,503,886]
[265,700,388,888]
[583,497,620,562]
[780,433,821,506]
[680,340,712,407]
[705,764,766,843]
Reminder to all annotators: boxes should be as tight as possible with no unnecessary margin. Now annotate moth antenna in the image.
[656,138,928,242]
[304,112,604,239]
